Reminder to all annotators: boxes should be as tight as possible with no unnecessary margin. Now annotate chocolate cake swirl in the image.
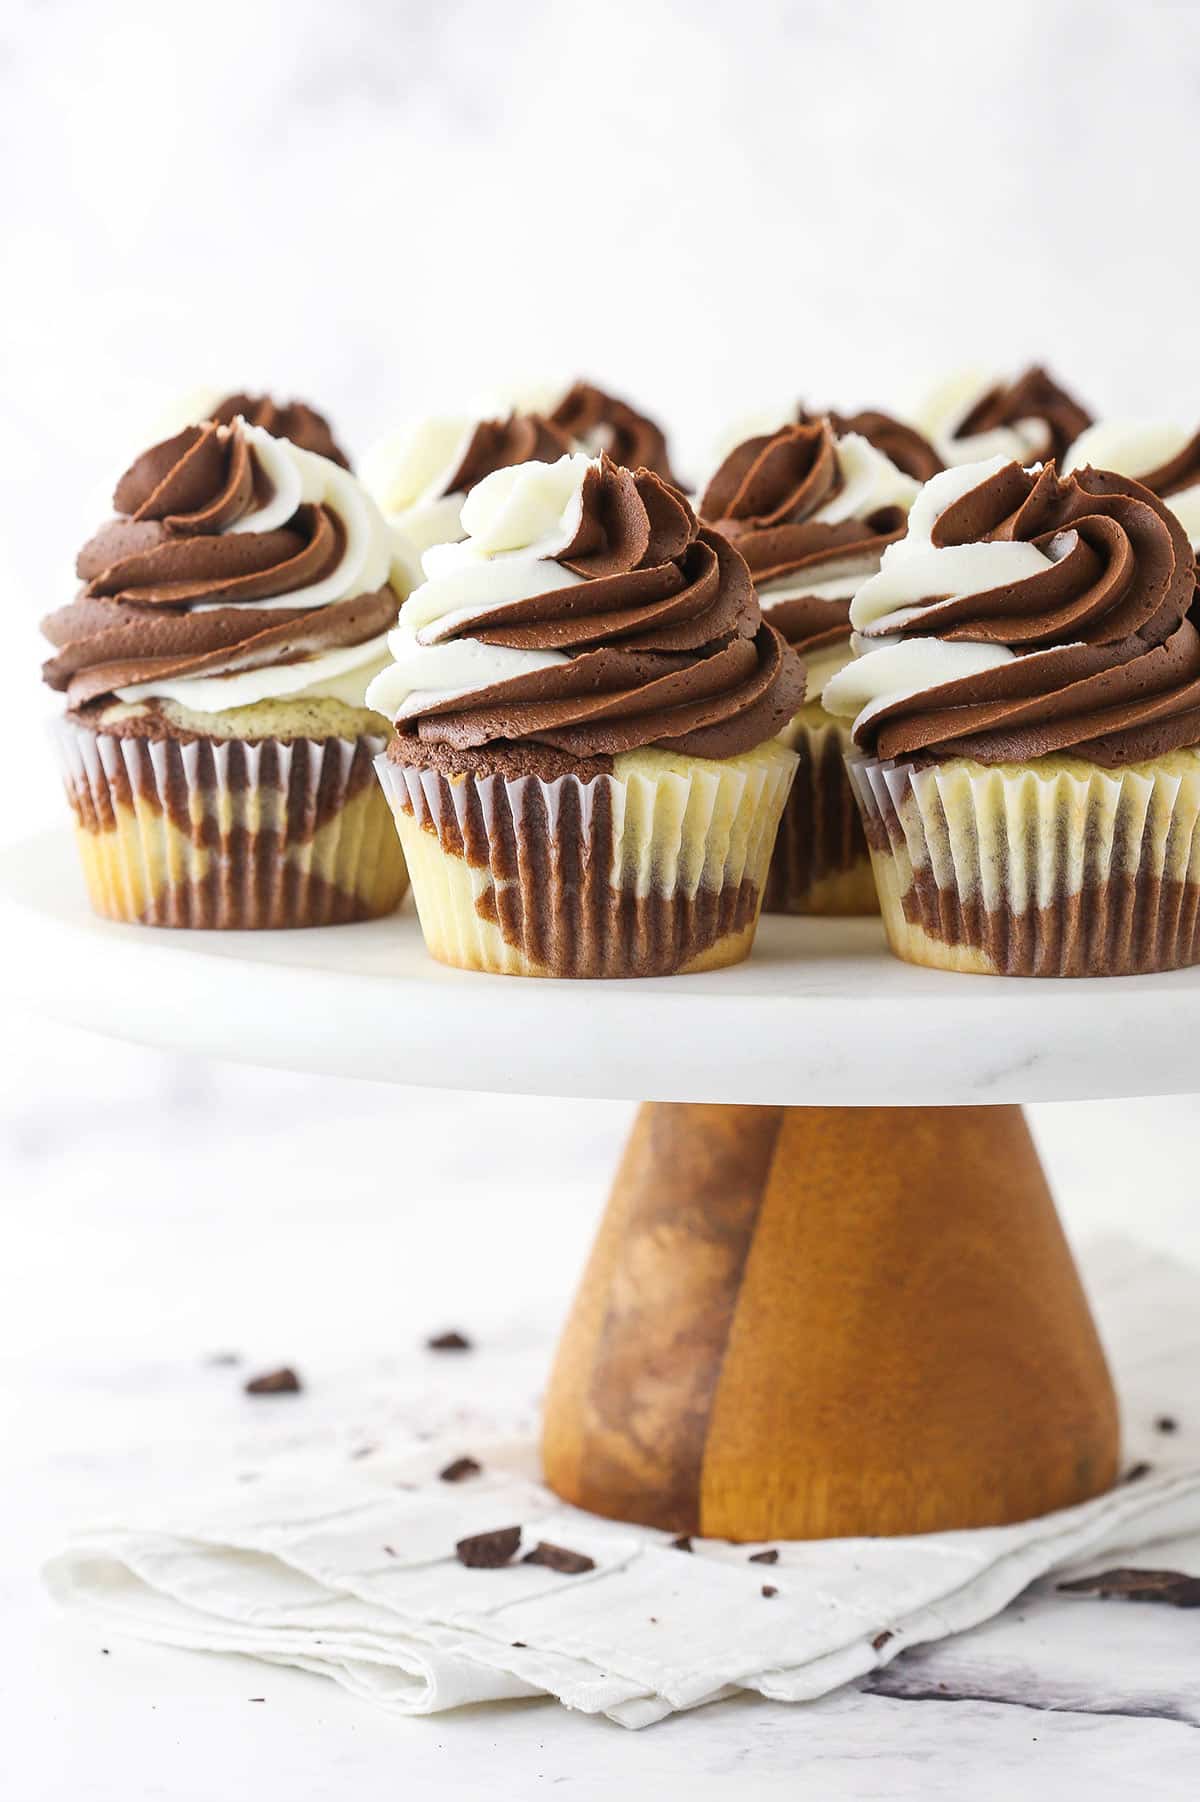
[207,391,350,467]
[698,419,917,661]
[42,419,399,711]
[825,457,1200,766]
[368,453,804,760]
[548,382,679,487]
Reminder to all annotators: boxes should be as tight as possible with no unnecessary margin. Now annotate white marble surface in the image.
[14,830,1200,1108]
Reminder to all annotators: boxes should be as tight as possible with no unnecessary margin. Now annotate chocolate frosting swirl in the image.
[806,408,943,483]
[42,421,396,709]
[951,366,1092,464]
[395,456,804,759]
[208,392,350,467]
[549,382,679,487]
[699,419,910,656]
[442,413,572,495]
[848,461,1200,766]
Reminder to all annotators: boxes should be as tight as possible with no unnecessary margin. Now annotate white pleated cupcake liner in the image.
[54,718,407,929]
[847,749,1200,976]
[375,744,797,978]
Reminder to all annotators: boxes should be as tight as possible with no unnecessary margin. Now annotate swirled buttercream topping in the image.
[1065,421,1200,550]
[155,387,350,466]
[365,453,804,759]
[698,419,919,697]
[362,412,572,575]
[917,365,1093,467]
[823,455,1200,766]
[42,420,403,713]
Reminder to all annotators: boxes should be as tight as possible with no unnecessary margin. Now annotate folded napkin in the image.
[45,1239,1200,1729]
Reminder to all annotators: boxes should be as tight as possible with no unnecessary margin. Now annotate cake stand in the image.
[10,828,1195,1544]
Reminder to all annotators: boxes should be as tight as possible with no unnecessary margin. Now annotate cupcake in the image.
[699,417,927,913]
[367,453,804,977]
[1065,421,1200,554]
[916,365,1093,467]
[362,412,572,582]
[158,388,350,467]
[823,455,1200,976]
[42,418,410,928]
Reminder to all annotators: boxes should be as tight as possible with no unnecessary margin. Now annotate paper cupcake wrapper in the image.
[375,742,797,978]
[848,749,1200,976]
[764,707,879,917]
[54,719,408,929]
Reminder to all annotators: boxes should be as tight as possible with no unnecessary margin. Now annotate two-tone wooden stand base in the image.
[10,840,1175,1546]
[543,1103,1119,1540]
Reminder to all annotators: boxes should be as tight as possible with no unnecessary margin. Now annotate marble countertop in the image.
[4,1016,1200,1798]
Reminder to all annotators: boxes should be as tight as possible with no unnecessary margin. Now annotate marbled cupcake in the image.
[362,412,572,584]
[699,417,925,914]
[824,456,1200,976]
[367,453,804,977]
[916,364,1093,468]
[42,419,409,927]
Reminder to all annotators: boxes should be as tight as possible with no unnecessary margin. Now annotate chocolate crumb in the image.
[522,1541,596,1575]
[1123,1460,1152,1483]
[100,1648,110,1656]
[749,1549,779,1565]
[670,1535,694,1553]
[249,1697,265,1703]
[383,1545,398,1558]
[511,1641,526,1649]
[1057,1567,1200,1608]
[427,1330,472,1352]
[244,1367,301,1395]
[439,1456,482,1483]
[1155,1414,1179,1434]
[872,1630,894,1651]
[456,1526,521,1569]
[761,1585,778,1598]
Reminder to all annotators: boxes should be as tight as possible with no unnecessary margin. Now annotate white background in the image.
[4,4,1200,1793]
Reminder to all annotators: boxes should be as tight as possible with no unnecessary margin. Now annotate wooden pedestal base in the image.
[542,1103,1120,1541]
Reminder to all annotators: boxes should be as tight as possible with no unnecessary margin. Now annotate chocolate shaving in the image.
[761,1585,778,1598]
[439,1456,482,1483]
[1057,1567,1200,1608]
[383,1545,398,1558]
[456,1526,521,1569]
[1155,1414,1179,1434]
[243,1367,301,1395]
[872,1630,894,1651]
[748,1548,779,1565]
[522,1541,596,1575]
[426,1330,472,1352]
[1123,1461,1152,1483]
[670,1535,694,1553]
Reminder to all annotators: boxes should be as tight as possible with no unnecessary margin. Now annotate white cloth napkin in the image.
[44,1239,1200,1729]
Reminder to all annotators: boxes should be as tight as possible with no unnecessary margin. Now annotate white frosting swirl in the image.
[365,453,592,724]
[360,415,480,575]
[115,423,404,715]
[823,457,1032,732]
[1065,420,1200,549]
